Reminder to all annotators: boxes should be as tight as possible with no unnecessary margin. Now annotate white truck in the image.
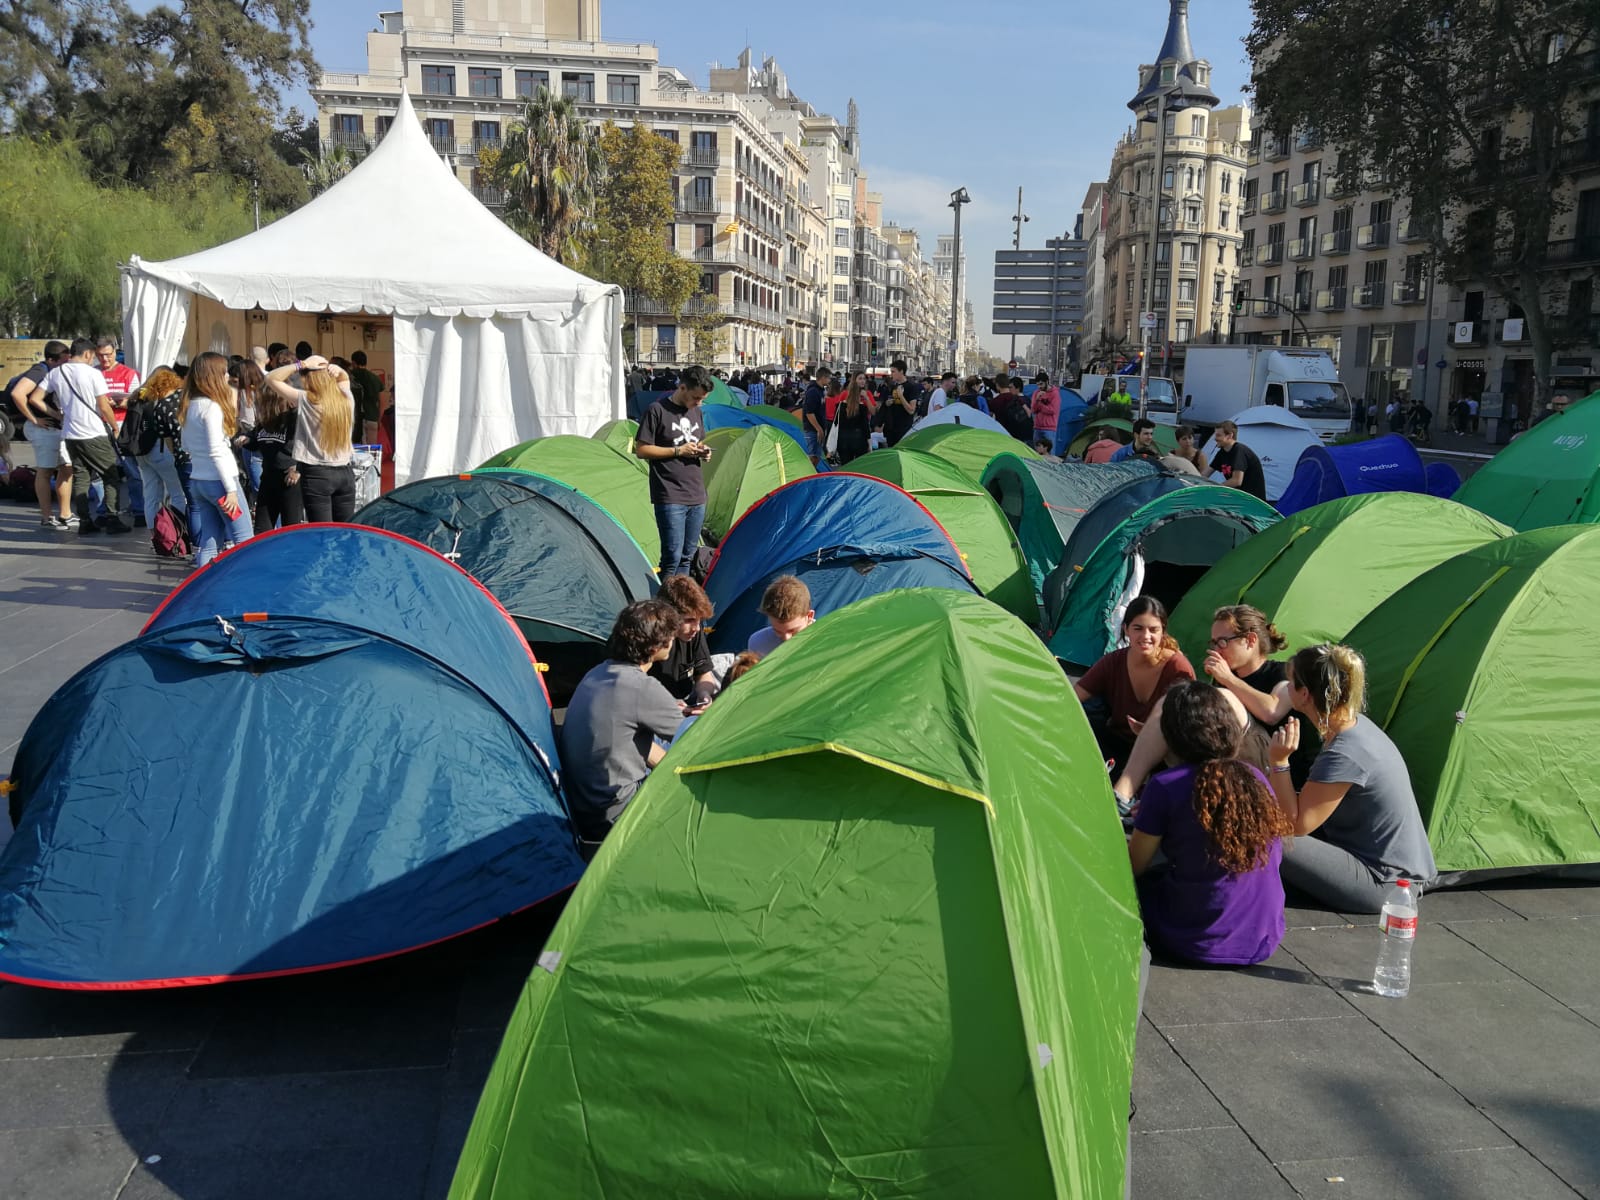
[1174,346,1353,441]
[1077,372,1180,416]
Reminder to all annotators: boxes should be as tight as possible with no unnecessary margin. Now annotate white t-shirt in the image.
[45,362,110,440]
[927,387,949,413]
[289,383,355,466]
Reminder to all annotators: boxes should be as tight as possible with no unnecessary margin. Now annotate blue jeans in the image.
[177,459,203,544]
[800,429,820,461]
[243,450,263,495]
[654,502,705,577]
[191,477,255,566]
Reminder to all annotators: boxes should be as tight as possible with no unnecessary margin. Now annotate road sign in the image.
[1140,311,1158,331]
[947,339,959,351]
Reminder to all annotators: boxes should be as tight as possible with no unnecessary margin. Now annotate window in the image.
[1186,167,1195,191]
[1363,259,1388,286]
[692,176,713,204]
[472,120,500,149]
[1221,172,1231,196]
[1177,279,1196,302]
[1332,205,1353,233]
[1163,165,1175,191]
[656,324,677,352]
[1218,210,1229,229]
[1161,64,1175,85]
[1156,241,1172,263]
[422,65,455,95]
[1294,269,1313,299]
[375,115,393,139]
[515,69,549,98]
[1184,201,1200,224]
[691,130,716,152]
[1181,242,1199,263]
[1191,115,1205,136]
[1264,276,1282,303]
[1154,277,1170,303]
[657,127,679,144]
[1213,276,1225,303]
[607,74,640,104]
[699,272,716,295]
[1370,199,1393,224]
[425,118,453,149]
[833,283,849,302]
[1164,113,1175,136]
[1297,215,1316,239]
[834,227,850,247]
[561,72,594,101]
[835,198,851,219]
[469,67,501,97]
[1569,277,1594,333]
[1267,222,1285,246]
[1175,319,1193,342]
[334,113,362,134]
[695,223,713,248]
[834,254,850,275]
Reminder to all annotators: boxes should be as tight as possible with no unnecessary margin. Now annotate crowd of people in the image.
[6,338,388,565]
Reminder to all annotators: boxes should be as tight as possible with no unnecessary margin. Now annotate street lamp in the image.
[949,187,971,374]
[1009,186,1030,364]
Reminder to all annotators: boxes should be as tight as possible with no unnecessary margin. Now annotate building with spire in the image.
[1099,0,1249,374]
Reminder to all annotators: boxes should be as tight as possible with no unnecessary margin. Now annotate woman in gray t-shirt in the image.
[1264,643,1437,912]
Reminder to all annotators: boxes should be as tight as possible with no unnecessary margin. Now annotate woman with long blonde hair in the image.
[179,352,252,565]
[264,353,356,522]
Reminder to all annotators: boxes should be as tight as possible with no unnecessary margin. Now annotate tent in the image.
[478,436,656,563]
[1045,483,1281,666]
[1425,461,1463,499]
[354,470,658,700]
[852,447,1037,622]
[1199,407,1321,502]
[1350,525,1600,877]
[120,92,622,487]
[703,425,814,544]
[909,404,1010,435]
[898,424,1039,486]
[705,377,745,408]
[982,455,1165,605]
[1452,392,1600,529]
[702,473,978,652]
[1064,418,1179,460]
[0,526,580,988]
[1273,434,1432,516]
[449,589,1142,1200]
[592,418,637,457]
[1051,387,1095,458]
[699,402,806,447]
[1167,493,1512,664]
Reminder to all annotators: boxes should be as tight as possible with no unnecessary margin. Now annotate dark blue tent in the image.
[0,525,581,989]
[355,469,657,701]
[1425,460,1463,499]
[702,473,978,652]
[700,404,808,449]
[1052,388,1094,458]
[1275,434,1432,515]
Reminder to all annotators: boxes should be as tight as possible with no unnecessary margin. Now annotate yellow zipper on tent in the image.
[1380,566,1510,729]
[676,742,994,813]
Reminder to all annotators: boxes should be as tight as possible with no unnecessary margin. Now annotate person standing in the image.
[926,370,957,414]
[832,373,875,464]
[128,368,189,540]
[348,350,384,443]
[179,352,253,564]
[872,360,920,447]
[43,339,129,535]
[800,367,831,464]
[634,364,713,577]
[264,355,357,522]
[8,340,74,527]
[96,336,143,520]
[1030,373,1060,453]
[1209,420,1268,499]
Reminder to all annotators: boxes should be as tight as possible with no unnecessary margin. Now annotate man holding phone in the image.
[634,363,714,577]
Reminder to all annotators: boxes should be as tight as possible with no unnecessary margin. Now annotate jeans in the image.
[1280,835,1392,913]
[176,459,203,545]
[136,448,187,525]
[298,462,356,523]
[119,454,144,516]
[65,436,125,525]
[800,429,820,461]
[243,450,263,494]
[191,477,255,566]
[654,502,705,577]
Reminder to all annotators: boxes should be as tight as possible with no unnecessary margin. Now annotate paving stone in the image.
[1282,923,1515,992]
[1165,1016,1509,1162]
[1276,1146,1580,1199]
[1413,887,1524,924]
[1480,882,1600,920]
[117,1140,434,1200]
[0,1051,190,1134]
[422,1031,502,1200]
[0,1126,138,1200]
[1142,945,1350,1028]
[1450,917,1600,1011]
[1476,1098,1600,1197]
[0,984,217,1061]
[1131,1019,1232,1134]
[1130,1127,1295,1199]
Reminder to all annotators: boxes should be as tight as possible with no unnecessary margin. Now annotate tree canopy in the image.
[489,89,602,265]
[590,123,699,310]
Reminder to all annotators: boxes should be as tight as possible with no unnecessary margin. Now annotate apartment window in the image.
[1370,199,1393,224]
[425,118,453,148]
[1218,210,1229,229]
[469,67,501,97]
[1154,277,1170,304]
[1403,254,1426,286]
[1569,277,1595,331]
[472,120,500,149]
[834,227,850,247]
[1163,166,1175,190]
[1213,276,1226,303]
[334,113,362,134]
[699,272,715,294]
[1297,215,1317,240]
[695,223,713,248]
[833,283,849,303]
[1332,206,1353,232]
[515,69,549,98]
[607,74,640,104]
[1221,172,1231,195]
[1267,222,1285,246]
[1294,269,1313,299]
[691,130,715,152]
[834,254,849,275]
[657,127,679,144]
[1175,319,1193,342]
[1264,276,1282,303]
[1191,115,1205,136]
[1271,169,1288,195]
[561,72,595,101]
[835,198,851,219]
[422,65,455,95]
[692,176,713,204]
[1178,278,1196,302]
[656,324,677,353]
[1181,241,1199,263]
[1156,241,1172,263]
[1164,113,1176,136]
[1364,259,1388,286]
[374,115,393,139]
[1184,201,1201,224]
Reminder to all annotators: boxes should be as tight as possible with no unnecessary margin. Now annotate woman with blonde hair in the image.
[264,354,356,522]
[1265,643,1436,912]
[179,352,253,565]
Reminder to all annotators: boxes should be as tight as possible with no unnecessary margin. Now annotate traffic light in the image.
[1231,287,1246,315]
[869,335,878,359]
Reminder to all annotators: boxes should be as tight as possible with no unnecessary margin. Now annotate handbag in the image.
[825,419,840,458]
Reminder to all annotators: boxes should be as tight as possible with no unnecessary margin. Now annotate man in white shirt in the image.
[926,371,957,415]
[43,339,130,535]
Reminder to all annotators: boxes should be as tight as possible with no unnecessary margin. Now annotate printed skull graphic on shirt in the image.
[670,415,699,447]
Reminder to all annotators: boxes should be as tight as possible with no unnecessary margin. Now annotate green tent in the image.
[1169,493,1513,663]
[449,589,1142,1200]
[897,424,1038,486]
[591,418,637,457]
[1065,419,1178,460]
[702,425,747,460]
[706,376,742,407]
[1350,525,1600,876]
[479,436,657,564]
[982,455,1165,607]
[852,447,1038,622]
[1045,484,1281,666]
[1453,392,1600,530]
[743,402,803,428]
[703,425,814,544]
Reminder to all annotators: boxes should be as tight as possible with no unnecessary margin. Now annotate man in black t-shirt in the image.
[800,367,831,463]
[872,359,921,447]
[634,363,714,577]
[1209,420,1268,499]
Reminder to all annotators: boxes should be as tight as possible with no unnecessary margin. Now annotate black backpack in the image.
[115,398,159,457]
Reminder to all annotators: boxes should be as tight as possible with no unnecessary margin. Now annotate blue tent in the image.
[0,525,581,989]
[699,403,807,449]
[1425,460,1463,499]
[702,473,979,652]
[1274,434,1433,516]
[1052,388,1094,458]
[355,469,658,701]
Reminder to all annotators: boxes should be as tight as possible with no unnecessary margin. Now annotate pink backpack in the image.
[152,505,190,559]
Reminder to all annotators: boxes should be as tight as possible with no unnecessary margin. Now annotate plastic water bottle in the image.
[1373,879,1419,998]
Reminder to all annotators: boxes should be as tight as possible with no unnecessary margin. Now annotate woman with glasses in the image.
[1073,596,1195,771]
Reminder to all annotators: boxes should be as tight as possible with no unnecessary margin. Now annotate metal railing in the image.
[1240,195,1258,218]
[1351,283,1385,308]
[1316,287,1347,311]
[683,147,720,168]
[1257,242,1285,266]
[1261,190,1288,214]
[676,194,719,215]
[1287,237,1315,261]
[1397,217,1427,242]
[1392,280,1427,305]
[1357,222,1391,249]
[472,185,506,208]
[1291,181,1321,206]
[1263,138,1291,162]
[1292,292,1313,313]
[1320,229,1352,255]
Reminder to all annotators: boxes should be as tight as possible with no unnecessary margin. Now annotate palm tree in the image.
[491,88,603,265]
[301,144,357,198]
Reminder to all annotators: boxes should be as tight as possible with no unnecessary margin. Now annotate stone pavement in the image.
[2,488,1597,1199]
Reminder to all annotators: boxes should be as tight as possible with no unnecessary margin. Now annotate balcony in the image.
[1256,242,1285,266]
[1392,280,1427,305]
[1357,222,1391,250]
[1351,283,1385,308]
[1292,292,1313,313]
[1397,217,1428,243]
[1294,129,1323,152]
[683,147,720,168]
[472,185,505,208]
[627,294,722,318]
[1499,318,1530,345]
[1320,229,1352,255]
[1452,321,1485,346]
[1240,195,1258,218]
[1287,237,1315,261]
[471,137,502,155]
[1542,236,1600,267]
[1246,144,1261,166]
[1263,137,1291,162]
[326,130,372,156]
[1261,189,1289,214]
[1291,180,1321,206]
[1327,175,1359,199]
[1560,135,1600,170]
[676,194,719,215]
[1316,287,1347,312]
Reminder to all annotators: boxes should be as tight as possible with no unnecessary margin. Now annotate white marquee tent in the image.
[120,91,623,484]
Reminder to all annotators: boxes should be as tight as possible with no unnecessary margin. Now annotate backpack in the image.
[152,504,191,559]
[116,398,160,458]
[5,465,36,502]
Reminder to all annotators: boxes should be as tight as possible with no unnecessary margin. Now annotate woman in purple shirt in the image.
[1129,681,1295,966]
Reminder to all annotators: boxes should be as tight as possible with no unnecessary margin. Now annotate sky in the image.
[305,0,1257,356]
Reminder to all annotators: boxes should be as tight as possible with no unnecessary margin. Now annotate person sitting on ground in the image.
[652,575,737,706]
[1110,417,1163,463]
[1264,643,1437,913]
[1073,595,1195,770]
[747,575,815,658]
[1081,426,1125,464]
[560,598,690,840]
[1161,424,1208,476]
[1209,420,1267,499]
[1129,681,1294,966]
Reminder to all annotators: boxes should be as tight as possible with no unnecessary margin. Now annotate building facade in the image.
[1079,183,1107,359]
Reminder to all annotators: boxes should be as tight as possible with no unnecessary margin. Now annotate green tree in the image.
[490,89,602,264]
[302,144,357,198]
[590,122,699,309]
[1247,2,1600,410]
